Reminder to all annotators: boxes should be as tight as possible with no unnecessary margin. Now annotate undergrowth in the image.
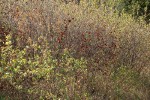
[0,0,150,99]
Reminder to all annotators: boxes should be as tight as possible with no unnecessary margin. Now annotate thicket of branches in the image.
[0,0,150,99]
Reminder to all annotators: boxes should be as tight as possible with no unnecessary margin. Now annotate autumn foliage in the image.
[0,0,150,99]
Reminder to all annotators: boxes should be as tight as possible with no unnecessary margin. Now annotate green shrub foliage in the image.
[117,0,150,23]
[0,35,88,99]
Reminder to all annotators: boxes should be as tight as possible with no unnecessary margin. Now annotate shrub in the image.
[0,0,150,99]
[0,34,88,99]
[116,0,150,23]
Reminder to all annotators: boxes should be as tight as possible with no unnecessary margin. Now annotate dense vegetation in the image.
[0,0,150,99]
[116,0,150,23]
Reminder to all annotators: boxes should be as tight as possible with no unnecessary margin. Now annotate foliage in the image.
[115,0,150,23]
[0,34,88,99]
[85,0,150,23]
[0,0,150,99]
